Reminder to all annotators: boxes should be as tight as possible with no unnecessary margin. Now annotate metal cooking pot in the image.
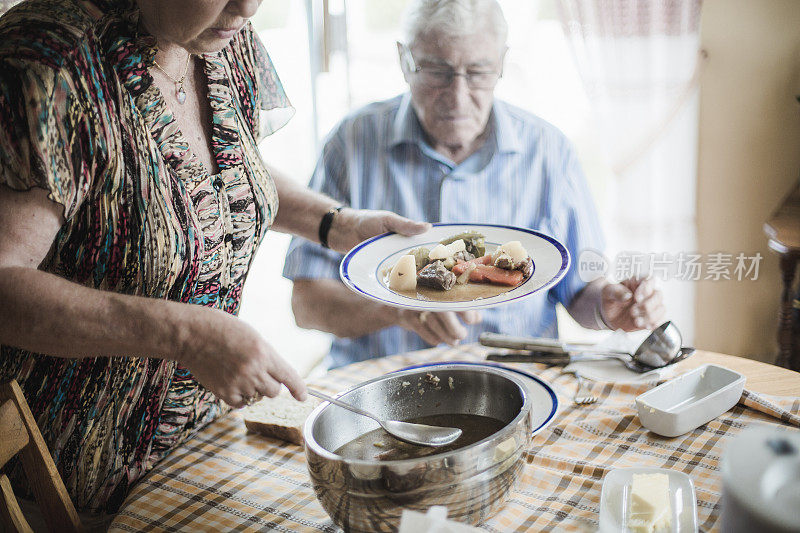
[303,364,533,532]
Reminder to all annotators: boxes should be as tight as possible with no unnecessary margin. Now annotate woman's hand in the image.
[397,309,482,347]
[327,208,431,253]
[178,308,307,408]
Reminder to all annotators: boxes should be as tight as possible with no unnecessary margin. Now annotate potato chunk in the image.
[494,240,527,264]
[428,243,451,261]
[388,255,417,291]
[446,239,466,255]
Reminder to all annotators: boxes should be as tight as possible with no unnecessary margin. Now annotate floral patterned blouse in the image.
[0,0,293,512]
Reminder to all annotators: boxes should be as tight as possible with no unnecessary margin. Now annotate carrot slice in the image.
[468,265,524,286]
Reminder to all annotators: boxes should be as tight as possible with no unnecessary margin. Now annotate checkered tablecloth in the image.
[108,344,800,532]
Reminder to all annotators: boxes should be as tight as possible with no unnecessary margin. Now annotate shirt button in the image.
[219,286,229,297]
[213,177,224,191]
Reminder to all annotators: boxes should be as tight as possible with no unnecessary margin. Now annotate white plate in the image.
[340,223,570,311]
[565,360,678,384]
[599,467,698,533]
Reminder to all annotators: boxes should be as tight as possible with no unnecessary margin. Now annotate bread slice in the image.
[241,390,320,446]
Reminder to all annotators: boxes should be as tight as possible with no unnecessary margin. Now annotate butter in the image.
[492,436,517,462]
[628,473,671,533]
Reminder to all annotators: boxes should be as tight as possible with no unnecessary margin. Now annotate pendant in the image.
[176,82,187,104]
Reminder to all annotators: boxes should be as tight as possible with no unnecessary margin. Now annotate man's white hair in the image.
[401,0,508,48]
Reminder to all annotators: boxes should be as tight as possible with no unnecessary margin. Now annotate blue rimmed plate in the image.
[339,223,570,312]
[398,361,559,436]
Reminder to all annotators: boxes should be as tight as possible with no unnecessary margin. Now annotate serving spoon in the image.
[306,388,463,447]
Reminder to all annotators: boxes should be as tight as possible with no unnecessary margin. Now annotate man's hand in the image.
[327,208,431,253]
[397,309,482,346]
[601,277,665,331]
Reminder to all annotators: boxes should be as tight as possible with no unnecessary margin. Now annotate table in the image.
[764,180,800,370]
[109,345,800,532]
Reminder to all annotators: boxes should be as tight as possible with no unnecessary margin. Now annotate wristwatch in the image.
[318,205,344,249]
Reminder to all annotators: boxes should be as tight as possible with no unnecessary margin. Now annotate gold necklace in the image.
[152,52,192,104]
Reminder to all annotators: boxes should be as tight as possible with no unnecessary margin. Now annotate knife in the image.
[485,349,639,365]
[479,332,595,354]
[486,351,572,364]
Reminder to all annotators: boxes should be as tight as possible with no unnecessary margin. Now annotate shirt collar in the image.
[389,92,423,148]
[389,93,521,155]
[491,99,522,154]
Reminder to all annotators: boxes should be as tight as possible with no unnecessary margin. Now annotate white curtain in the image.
[557,0,703,343]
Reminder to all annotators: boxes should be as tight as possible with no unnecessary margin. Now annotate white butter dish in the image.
[635,364,745,437]
[599,467,697,533]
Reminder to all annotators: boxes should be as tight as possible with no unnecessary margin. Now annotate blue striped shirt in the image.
[283,93,604,368]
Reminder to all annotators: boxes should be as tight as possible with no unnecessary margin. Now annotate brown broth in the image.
[333,414,507,461]
[396,282,514,302]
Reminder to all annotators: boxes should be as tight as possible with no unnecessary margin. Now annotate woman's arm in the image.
[269,169,430,253]
[0,185,306,406]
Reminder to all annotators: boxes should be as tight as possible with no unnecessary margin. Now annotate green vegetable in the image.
[440,231,485,258]
[408,247,431,271]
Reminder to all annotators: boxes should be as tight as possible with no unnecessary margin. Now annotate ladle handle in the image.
[565,352,632,363]
[306,389,378,423]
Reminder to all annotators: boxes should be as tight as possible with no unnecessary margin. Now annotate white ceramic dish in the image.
[635,364,746,437]
[599,467,698,533]
[339,223,570,311]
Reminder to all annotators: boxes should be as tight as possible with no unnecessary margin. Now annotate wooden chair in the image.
[0,380,82,532]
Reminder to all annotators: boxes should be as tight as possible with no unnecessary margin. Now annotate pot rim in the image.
[303,363,533,466]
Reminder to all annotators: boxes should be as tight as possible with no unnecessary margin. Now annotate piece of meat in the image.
[494,254,533,280]
[452,250,476,263]
[451,254,494,275]
[493,252,515,270]
[516,257,533,279]
[417,260,457,290]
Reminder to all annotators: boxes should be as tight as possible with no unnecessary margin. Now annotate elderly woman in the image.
[0,0,427,521]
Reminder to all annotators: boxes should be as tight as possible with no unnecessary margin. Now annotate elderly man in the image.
[283,0,664,368]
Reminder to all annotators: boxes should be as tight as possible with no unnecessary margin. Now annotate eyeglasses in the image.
[401,47,501,90]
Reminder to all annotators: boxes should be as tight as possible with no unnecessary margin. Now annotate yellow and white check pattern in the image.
[109,345,800,532]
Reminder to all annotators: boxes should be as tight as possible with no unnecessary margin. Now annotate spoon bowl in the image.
[633,321,683,368]
[622,346,696,373]
[306,388,462,447]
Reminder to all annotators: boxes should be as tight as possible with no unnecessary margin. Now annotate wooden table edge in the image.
[677,350,800,396]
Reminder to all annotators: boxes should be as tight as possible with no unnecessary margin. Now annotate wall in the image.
[695,0,800,361]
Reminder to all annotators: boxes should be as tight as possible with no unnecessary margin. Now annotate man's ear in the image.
[397,41,412,83]
[499,45,509,77]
